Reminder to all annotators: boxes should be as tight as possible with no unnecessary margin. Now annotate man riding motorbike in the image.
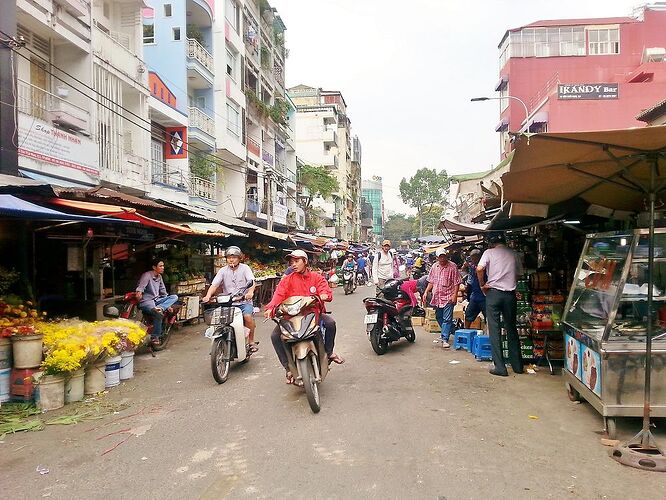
[342,254,357,286]
[202,246,258,352]
[263,249,345,384]
[136,258,179,345]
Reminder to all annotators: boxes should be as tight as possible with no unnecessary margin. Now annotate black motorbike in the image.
[362,279,419,355]
[356,270,367,286]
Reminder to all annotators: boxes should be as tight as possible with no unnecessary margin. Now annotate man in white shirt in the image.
[477,234,524,377]
[372,239,398,289]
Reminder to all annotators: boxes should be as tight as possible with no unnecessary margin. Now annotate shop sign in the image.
[558,83,619,100]
[17,113,99,176]
[273,202,288,225]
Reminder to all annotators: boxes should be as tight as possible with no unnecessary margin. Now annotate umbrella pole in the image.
[612,158,666,471]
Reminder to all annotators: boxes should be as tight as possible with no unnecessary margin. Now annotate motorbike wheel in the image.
[151,319,174,352]
[405,329,416,342]
[369,324,388,355]
[211,336,232,384]
[344,283,350,295]
[297,355,320,413]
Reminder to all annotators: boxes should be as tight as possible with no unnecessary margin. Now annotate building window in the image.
[164,4,172,17]
[226,48,237,80]
[172,27,181,41]
[143,24,155,44]
[499,84,509,113]
[227,102,240,137]
[508,26,585,59]
[226,0,239,32]
[588,28,620,55]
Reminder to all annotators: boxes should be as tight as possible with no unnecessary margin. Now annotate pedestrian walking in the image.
[422,248,461,348]
[372,240,399,289]
[476,234,524,376]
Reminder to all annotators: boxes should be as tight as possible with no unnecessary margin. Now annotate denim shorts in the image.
[236,303,254,315]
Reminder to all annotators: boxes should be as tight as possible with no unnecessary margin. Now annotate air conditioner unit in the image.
[46,99,89,133]
[644,47,666,63]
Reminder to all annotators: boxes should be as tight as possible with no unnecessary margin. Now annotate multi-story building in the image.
[494,3,666,157]
[362,176,384,243]
[288,85,361,240]
[13,1,150,192]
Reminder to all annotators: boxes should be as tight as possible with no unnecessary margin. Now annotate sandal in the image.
[246,342,259,353]
[285,370,295,385]
[327,353,345,365]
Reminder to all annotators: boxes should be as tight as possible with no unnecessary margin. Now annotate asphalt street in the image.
[1,287,665,499]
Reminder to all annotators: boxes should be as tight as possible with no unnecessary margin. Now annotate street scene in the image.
[2,0,666,498]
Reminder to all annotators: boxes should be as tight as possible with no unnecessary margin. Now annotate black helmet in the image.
[381,279,403,300]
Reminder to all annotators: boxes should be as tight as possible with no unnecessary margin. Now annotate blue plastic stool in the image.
[473,335,492,361]
[453,329,478,351]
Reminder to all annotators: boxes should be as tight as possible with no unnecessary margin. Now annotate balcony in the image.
[323,129,337,146]
[322,153,338,168]
[246,198,260,214]
[275,159,286,175]
[247,136,261,157]
[189,175,216,200]
[262,150,274,166]
[152,161,187,190]
[93,26,145,85]
[186,38,214,88]
[17,79,90,133]
[188,106,215,147]
[54,0,89,17]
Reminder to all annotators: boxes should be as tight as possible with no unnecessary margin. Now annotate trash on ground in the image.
[449,360,461,364]
[600,438,621,447]
[528,415,539,420]
[36,465,49,475]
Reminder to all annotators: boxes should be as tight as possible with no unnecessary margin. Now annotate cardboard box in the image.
[411,316,424,326]
[425,319,441,333]
[453,304,465,321]
[469,317,485,330]
[425,308,436,320]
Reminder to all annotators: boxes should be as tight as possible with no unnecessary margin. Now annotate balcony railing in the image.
[188,106,215,137]
[54,0,89,17]
[93,26,144,82]
[247,136,261,157]
[262,150,274,165]
[152,160,186,190]
[187,38,214,75]
[17,79,90,132]
[189,175,216,200]
[275,159,285,174]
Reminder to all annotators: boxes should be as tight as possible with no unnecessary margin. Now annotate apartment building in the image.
[13,0,150,192]
[494,3,666,157]
[288,85,361,239]
[361,176,384,243]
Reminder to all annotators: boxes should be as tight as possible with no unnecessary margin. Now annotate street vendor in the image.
[136,259,179,343]
[202,246,259,353]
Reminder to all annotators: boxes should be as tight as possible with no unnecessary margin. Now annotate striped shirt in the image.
[427,261,461,307]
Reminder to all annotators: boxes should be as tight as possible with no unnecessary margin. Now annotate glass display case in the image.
[562,229,666,438]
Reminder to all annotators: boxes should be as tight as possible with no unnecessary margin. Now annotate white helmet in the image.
[226,246,242,257]
[286,249,308,262]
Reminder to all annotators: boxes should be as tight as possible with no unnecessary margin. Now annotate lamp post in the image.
[471,96,530,133]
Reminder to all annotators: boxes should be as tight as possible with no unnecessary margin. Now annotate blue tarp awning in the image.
[0,195,131,223]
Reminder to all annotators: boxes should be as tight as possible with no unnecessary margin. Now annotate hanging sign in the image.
[558,83,619,100]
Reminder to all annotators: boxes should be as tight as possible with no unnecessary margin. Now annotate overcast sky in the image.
[272,0,643,213]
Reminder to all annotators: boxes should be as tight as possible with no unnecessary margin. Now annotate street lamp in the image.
[471,96,531,133]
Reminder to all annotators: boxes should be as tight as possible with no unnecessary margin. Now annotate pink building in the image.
[494,4,666,157]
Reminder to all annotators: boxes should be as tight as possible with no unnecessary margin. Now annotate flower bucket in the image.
[0,338,12,370]
[119,351,134,380]
[34,373,65,411]
[0,367,10,402]
[11,334,43,369]
[64,369,85,403]
[105,355,122,388]
[84,361,106,395]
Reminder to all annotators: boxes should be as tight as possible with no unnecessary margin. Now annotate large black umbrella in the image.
[501,126,666,471]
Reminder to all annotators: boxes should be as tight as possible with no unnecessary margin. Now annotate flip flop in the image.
[285,370,295,385]
[327,353,345,364]
[246,343,259,353]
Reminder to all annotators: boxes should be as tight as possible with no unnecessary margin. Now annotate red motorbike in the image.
[362,279,419,355]
[103,292,181,352]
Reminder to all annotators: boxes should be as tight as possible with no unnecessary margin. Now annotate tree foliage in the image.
[399,168,449,236]
[416,204,445,236]
[298,165,339,209]
[384,214,417,243]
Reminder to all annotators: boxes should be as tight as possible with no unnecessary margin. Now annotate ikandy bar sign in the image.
[558,83,619,100]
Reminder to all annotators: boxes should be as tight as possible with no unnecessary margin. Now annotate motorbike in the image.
[342,268,356,295]
[356,270,367,286]
[202,283,254,384]
[103,292,181,353]
[362,279,417,355]
[273,295,329,413]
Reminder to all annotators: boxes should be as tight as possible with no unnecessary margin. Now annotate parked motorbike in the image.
[273,295,329,413]
[202,283,254,384]
[103,292,181,353]
[342,269,356,295]
[362,279,416,355]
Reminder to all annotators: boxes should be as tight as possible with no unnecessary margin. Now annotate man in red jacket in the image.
[264,249,344,383]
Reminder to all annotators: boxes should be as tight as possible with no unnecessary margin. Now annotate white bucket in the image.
[11,334,43,369]
[0,368,10,402]
[0,338,12,370]
[105,355,122,388]
[35,373,65,411]
[119,351,134,380]
[64,369,85,403]
[84,361,106,395]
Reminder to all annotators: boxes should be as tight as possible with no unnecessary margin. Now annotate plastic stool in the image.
[453,329,478,351]
[473,335,492,361]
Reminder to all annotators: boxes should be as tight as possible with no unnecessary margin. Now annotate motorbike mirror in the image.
[103,304,120,318]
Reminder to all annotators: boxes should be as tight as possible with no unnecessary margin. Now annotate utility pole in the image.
[266,168,274,231]
[0,5,19,175]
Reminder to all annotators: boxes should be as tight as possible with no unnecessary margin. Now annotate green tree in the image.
[416,204,445,236]
[399,168,449,237]
[384,213,417,243]
[298,164,339,232]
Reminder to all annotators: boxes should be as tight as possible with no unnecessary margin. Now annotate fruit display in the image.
[245,260,284,278]
[0,298,45,337]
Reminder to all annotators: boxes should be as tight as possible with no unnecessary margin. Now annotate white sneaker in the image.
[441,341,451,349]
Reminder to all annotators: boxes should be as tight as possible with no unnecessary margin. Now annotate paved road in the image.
[2,287,665,499]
